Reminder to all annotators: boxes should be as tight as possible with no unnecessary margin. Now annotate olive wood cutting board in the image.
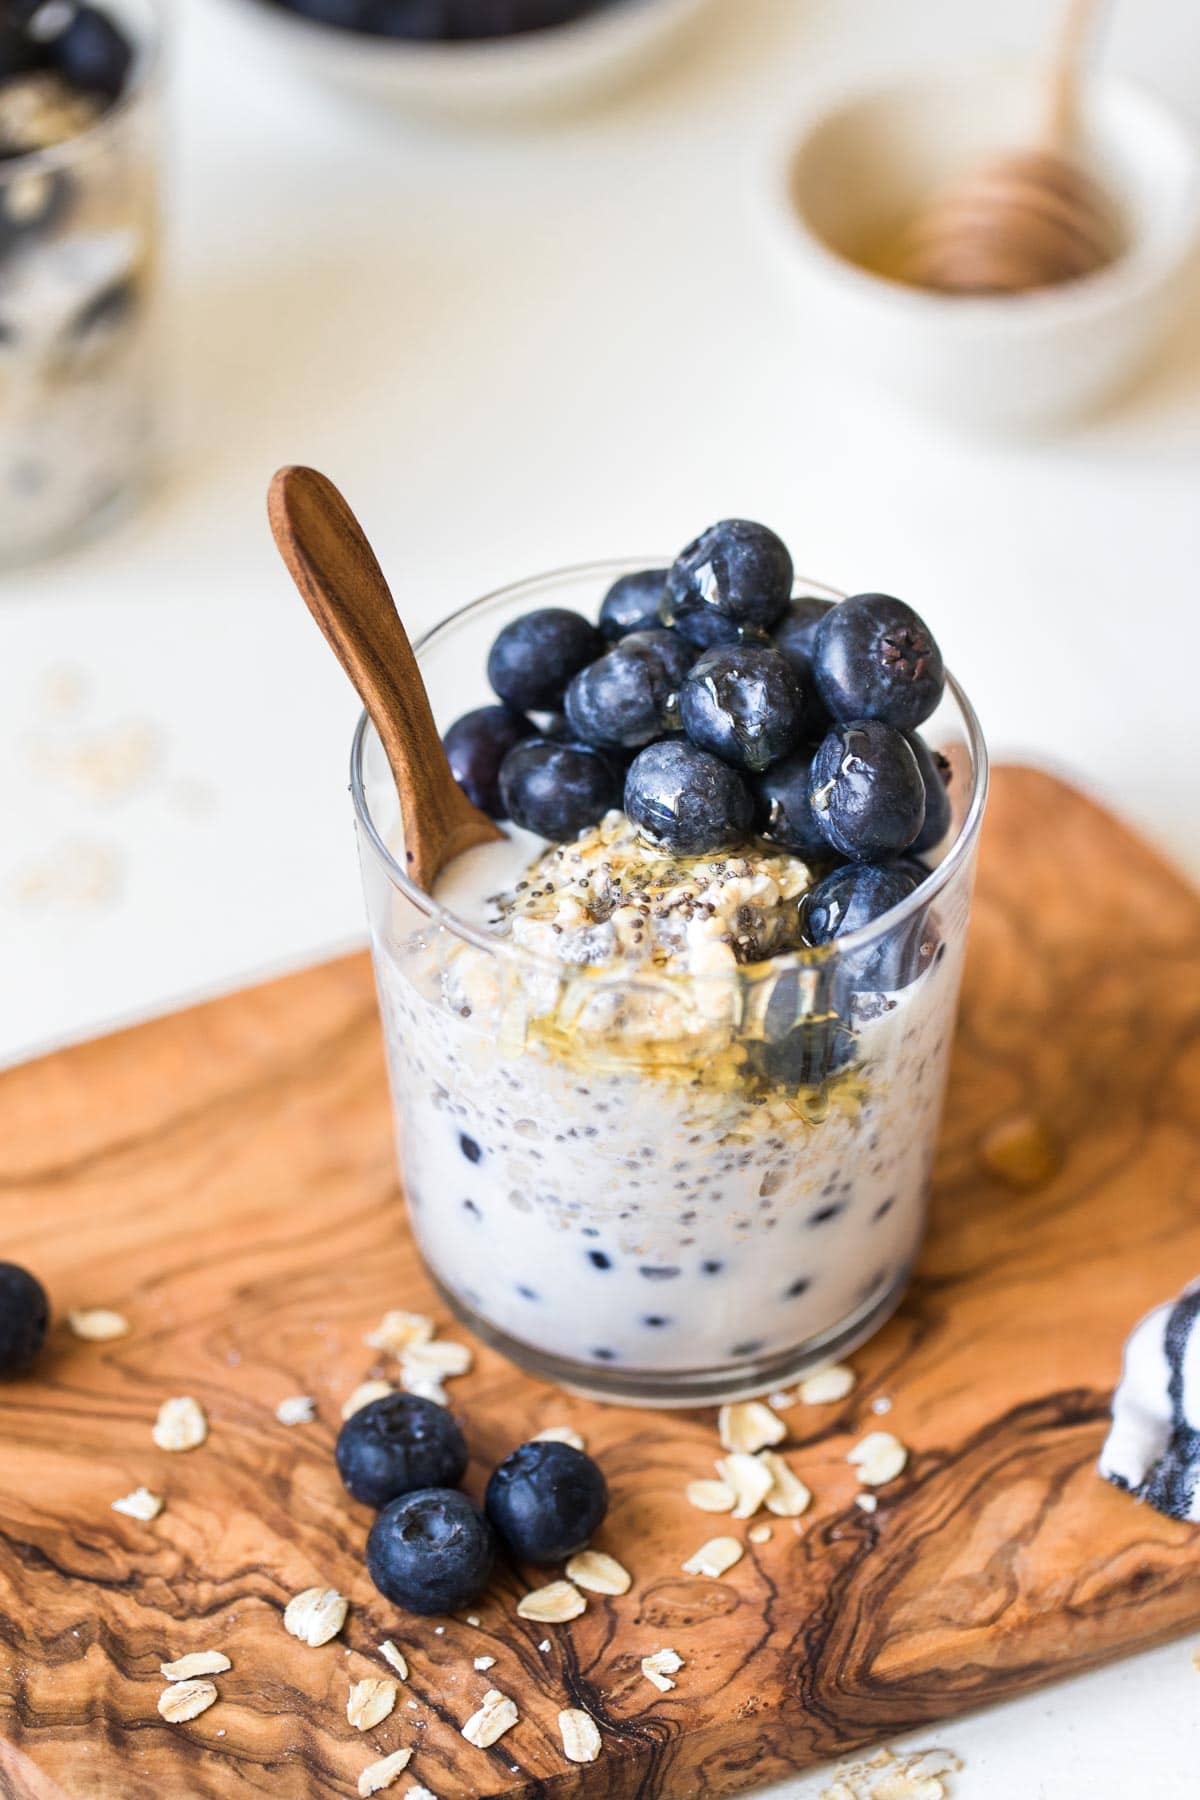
[1,765,1198,1800]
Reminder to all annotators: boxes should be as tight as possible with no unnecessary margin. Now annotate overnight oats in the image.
[0,0,160,564]
[354,524,987,1404]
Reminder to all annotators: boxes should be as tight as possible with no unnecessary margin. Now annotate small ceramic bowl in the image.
[764,63,1200,432]
[213,0,714,118]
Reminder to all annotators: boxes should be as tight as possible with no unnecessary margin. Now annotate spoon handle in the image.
[269,465,502,893]
[1044,0,1103,148]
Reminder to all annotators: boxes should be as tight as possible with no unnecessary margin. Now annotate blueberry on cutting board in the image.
[485,1439,607,1564]
[367,1488,496,1614]
[0,1262,49,1375]
[336,1392,468,1509]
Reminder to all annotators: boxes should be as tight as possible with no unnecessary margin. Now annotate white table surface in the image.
[1,0,1198,1792]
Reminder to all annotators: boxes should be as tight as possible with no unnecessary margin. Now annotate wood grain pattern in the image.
[1,766,1198,1800]
[268,465,502,890]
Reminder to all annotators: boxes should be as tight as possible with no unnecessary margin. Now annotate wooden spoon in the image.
[899,0,1123,295]
[268,465,502,892]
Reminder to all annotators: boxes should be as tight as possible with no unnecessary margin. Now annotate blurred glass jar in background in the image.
[0,0,161,566]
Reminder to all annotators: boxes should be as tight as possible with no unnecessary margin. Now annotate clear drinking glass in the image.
[353,562,988,1406]
[0,0,161,566]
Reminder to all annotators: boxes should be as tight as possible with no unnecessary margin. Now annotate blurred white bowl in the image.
[764,64,1200,433]
[213,0,714,118]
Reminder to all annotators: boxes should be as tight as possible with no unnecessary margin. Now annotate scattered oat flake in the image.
[848,1431,908,1487]
[641,1648,683,1692]
[68,1307,129,1341]
[364,1310,434,1355]
[402,1341,472,1378]
[799,1363,856,1404]
[160,1652,230,1681]
[531,1425,585,1451]
[157,1679,218,1723]
[462,1688,518,1749]
[682,1536,743,1579]
[348,1678,398,1731]
[718,1401,786,1454]
[564,1550,630,1595]
[152,1397,207,1452]
[466,1614,481,1627]
[284,1586,348,1647]
[558,1707,602,1764]
[358,1747,413,1797]
[400,1372,449,1406]
[748,1523,772,1544]
[380,1640,409,1679]
[474,1655,496,1671]
[276,1395,316,1426]
[516,1580,586,1622]
[405,1789,438,1800]
[716,1451,774,1520]
[686,1477,735,1514]
[855,1493,879,1514]
[112,1487,163,1521]
[979,1111,1060,1189]
[759,1449,813,1518]
[342,1379,394,1420]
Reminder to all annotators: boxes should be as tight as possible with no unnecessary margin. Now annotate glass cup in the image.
[0,0,161,566]
[352,562,988,1406]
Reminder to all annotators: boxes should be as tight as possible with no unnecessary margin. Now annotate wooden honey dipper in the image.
[900,0,1124,295]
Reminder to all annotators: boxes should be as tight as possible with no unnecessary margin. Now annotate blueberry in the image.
[625,739,754,855]
[812,594,944,731]
[0,1262,49,1375]
[662,520,793,649]
[679,644,806,774]
[564,629,688,751]
[598,568,669,641]
[487,608,604,712]
[485,1439,607,1564]
[908,734,953,854]
[336,1392,468,1509]
[772,597,835,682]
[751,748,832,859]
[804,861,931,992]
[53,6,134,99]
[443,705,534,819]
[366,1488,495,1614]
[498,738,621,840]
[750,988,856,1089]
[809,721,925,861]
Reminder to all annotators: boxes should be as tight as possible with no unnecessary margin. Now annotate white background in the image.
[1,0,1198,1793]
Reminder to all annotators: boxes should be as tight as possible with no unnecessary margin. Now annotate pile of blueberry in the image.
[0,4,133,108]
[339,1392,608,1612]
[444,517,954,959]
[0,3,135,257]
[271,0,612,43]
[0,1261,608,1619]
